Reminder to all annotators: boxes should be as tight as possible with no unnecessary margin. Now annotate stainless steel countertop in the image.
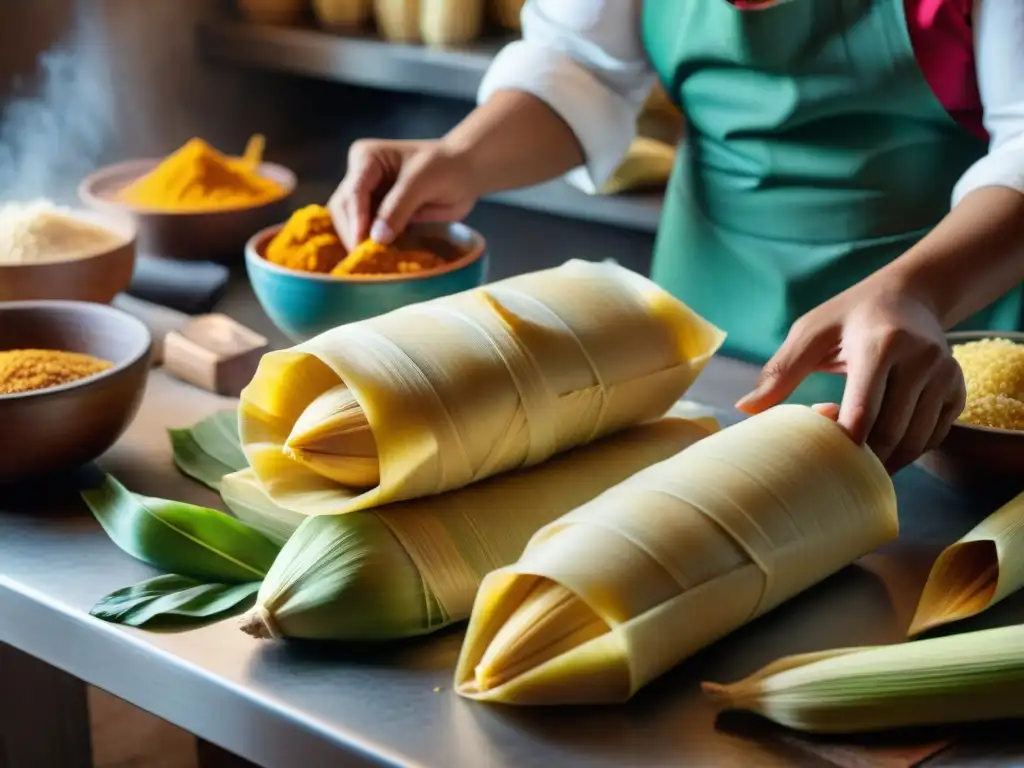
[2,283,1023,767]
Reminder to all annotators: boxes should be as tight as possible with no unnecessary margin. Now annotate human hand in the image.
[327,139,480,251]
[735,279,966,473]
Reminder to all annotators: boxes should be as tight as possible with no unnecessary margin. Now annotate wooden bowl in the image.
[0,301,152,482]
[245,221,488,341]
[916,330,1024,495]
[78,159,296,263]
[0,208,136,304]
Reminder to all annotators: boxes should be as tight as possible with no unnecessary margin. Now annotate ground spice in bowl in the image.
[264,204,446,276]
[117,136,285,213]
[0,349,113,395]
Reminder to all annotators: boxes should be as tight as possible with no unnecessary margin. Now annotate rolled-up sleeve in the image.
[951,0,1024,206]
[478,0,655,193]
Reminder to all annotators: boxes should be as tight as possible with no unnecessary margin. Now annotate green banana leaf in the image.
[90,574,261,628]
[169,410,247,491]
[82,474,280,583]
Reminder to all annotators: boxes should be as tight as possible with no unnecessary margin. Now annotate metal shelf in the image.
[198,21,504,101]
[198,21,663,233]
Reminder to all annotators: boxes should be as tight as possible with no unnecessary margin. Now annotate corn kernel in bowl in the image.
[952,338,1024,431]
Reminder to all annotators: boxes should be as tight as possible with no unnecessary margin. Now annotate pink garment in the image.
[725,0,988,142]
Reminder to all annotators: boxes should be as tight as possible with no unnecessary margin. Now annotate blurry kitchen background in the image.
[0,0,678,285]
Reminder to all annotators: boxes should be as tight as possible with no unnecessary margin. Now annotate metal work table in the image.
[2,276,1023,767]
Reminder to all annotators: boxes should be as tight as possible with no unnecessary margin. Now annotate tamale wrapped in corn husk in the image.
[241,414,718,641]
[908,490,1024,636]
[455,405,898,705]
[373,0,420,42]
[236,259,724,520]
[703,623,1024,733]
[420,0,484,46]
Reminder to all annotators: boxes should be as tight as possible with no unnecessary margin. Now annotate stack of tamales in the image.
[225,259,727,640]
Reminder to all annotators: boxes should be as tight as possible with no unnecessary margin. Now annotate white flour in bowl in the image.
[0,199,125,264]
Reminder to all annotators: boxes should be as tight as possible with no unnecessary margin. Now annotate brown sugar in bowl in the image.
[0,300,152,482]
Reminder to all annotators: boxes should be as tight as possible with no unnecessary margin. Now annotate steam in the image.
[0,6,115,204]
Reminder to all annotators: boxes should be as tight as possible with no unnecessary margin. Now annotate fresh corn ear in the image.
[241,416,717,641]
[455,405,898,705]
[703,624,1024,733]
[238,259,725,520]
[909,490,1024,636]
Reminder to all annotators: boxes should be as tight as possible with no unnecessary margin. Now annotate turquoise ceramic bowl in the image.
[245,222,489,342]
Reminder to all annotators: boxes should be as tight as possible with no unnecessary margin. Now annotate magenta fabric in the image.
[724,0,987,142]
[904,0,987,141]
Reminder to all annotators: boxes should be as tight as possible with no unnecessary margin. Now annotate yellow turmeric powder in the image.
[264,204,448,277]
[0,349,112,395]
[331,238,445,276]
[119,137,285,212]
[265,205,345,273]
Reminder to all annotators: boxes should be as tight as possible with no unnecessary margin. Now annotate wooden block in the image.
[163,314,269,397]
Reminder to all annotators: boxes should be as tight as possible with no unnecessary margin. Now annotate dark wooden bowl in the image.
[0,301,152,481]
[916,330,1024,495]
[0,208,136,304]
[78,158,296,263]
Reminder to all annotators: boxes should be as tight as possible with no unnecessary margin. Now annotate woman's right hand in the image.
[328,139,481,250]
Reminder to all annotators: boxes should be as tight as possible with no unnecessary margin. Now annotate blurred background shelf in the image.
[198,21,504,101]
[197,21,663,233]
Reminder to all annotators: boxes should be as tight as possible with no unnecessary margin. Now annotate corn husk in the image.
[373,0,420,42]
[420,0,484,47]
[599,138,676,196]
[703,624,1024,733]
[241,415,718,641]
[489,0,524,31]
[908,491,1024,636]
[236,259,725,520]
[312,0,371,27]
[236,0,309,25]
[454,405,898,705]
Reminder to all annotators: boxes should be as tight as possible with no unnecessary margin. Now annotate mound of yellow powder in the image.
[0,349,113,395]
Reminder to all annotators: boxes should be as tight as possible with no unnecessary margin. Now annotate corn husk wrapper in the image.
[242,414,718,641]
[455,405,898,705]
[236,259,725,519]
[703,623,1024,733]
[908,490,1024,636]
[420,0,484,46]
[600,138,676,196]
[373,0,420,42]
[312,0,371,27]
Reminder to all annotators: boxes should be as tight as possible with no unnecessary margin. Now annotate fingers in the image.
[863,366,923,465]
[837,342,891,445]
[736,317,834,415]
[371,156,434,246]
[329,141,386,251]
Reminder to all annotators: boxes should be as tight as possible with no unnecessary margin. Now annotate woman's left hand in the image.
[735,279,966,473]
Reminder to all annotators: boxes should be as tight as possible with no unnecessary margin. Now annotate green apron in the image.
[642,0,1023,404]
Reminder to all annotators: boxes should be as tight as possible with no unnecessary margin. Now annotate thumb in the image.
[736,330,829,415]
[370,165,428,246]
